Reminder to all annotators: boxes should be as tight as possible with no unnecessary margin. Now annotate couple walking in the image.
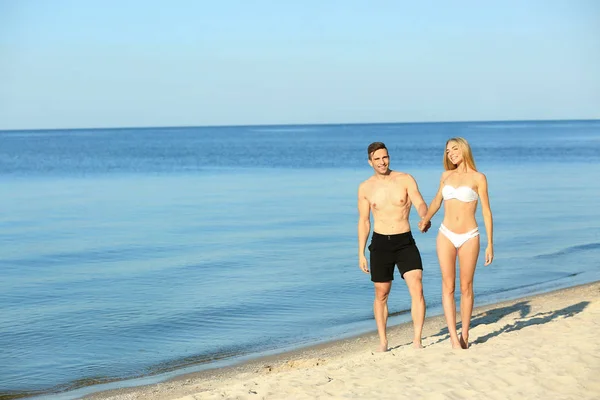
[357,139,494,351]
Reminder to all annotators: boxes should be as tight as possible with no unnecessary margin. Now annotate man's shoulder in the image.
[358,177,374,191]
[391,171,415,182]
[359,175,376,185]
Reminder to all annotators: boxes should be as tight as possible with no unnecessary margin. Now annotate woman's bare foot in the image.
[377,341,389,352]
[450,337,462,349]
[460,334,469,349]
[413,339,423,349]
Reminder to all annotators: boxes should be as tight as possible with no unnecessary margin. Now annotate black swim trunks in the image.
[368,231,423,282]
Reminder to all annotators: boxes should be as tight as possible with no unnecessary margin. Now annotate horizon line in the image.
[1,117,598,133]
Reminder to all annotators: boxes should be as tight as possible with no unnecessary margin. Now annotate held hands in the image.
[484,246,494,266]
[418,218,432,233]
[359,254,369,274]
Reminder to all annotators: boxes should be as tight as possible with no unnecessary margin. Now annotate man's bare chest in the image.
[368,185,408,209]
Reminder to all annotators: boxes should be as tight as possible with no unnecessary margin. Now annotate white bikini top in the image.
[442,185,478,202]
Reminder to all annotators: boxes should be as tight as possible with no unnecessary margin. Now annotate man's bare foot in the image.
[377,341,389,352]
[460,335,469,349]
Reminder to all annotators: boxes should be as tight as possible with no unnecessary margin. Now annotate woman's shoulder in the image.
[472,171,488,186]
[473,170,487,179]
[440,170,453,180]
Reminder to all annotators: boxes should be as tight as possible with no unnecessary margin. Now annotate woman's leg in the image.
[437,232,460,349]
[457,235,480,349]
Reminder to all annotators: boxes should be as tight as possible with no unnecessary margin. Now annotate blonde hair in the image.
[443,137,477,171]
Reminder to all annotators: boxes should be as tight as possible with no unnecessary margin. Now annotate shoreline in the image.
[71,280,600,400]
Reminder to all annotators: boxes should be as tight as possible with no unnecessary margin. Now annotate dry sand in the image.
[86,282,600,400]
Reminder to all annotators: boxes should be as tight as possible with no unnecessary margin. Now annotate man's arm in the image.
[406,174,428,219]
[357,183,371,273]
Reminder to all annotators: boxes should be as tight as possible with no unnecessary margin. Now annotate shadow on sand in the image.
[424,299,590,347]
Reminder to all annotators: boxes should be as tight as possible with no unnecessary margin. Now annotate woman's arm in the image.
[477,172,494,265]
[418,173,446,231]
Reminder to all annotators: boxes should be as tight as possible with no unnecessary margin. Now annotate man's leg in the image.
[403,269,425,348]
[373,281,392,352]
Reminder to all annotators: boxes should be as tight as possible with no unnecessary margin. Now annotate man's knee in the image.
[404,270,424,298]
[375,292,389,302]
[374,282,391,302]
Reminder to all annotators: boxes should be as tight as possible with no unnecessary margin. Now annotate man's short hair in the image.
[367,142,387,159]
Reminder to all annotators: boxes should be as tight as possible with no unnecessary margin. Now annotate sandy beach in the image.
[86,282,600,400]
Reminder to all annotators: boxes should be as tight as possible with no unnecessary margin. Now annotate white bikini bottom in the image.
[439,224,479,248]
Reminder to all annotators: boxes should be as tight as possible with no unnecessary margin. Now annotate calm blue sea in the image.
[1,121,600,399]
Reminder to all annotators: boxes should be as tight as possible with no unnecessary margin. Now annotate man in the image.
[358,142,430,351]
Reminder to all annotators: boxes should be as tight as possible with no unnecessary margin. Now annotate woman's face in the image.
[446,141,462,165]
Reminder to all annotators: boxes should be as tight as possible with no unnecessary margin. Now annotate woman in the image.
[418,137,493,349]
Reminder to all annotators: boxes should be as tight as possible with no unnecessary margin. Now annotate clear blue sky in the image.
[1,0,599,130]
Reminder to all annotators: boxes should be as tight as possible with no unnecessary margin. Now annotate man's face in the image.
[368,148,390,174]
